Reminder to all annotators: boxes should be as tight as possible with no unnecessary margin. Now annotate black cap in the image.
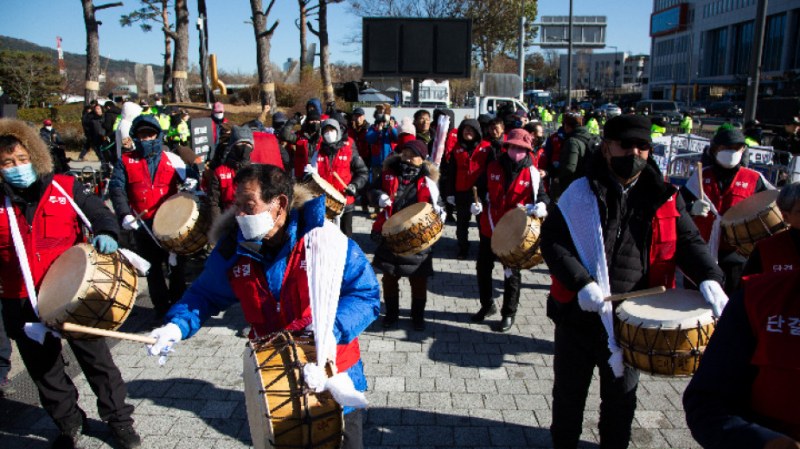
[400,139,428,159]
[712,128,747,147]
[272,112,288,127]
[352,107,365,116]
[603,115,652,142]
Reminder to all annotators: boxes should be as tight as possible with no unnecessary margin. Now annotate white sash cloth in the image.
[557,177,624,378]
[302,221,367,408]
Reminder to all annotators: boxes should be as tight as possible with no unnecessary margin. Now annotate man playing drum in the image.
[540,115,727,449]
[743,182,800,276]
[470,129,549,332]
[684,269,800,449]
[681,128,773,294]
[109,115,199,318]
[146,164,380,449]
[371,140,445,331]
[0,119,141,449]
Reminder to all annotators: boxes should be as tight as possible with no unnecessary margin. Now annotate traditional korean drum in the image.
[303,173,346,219]
[38,244,138,339]
[381,202,444,256]
[720,189,788,257]
[615,289,716,376]
[243,332,343,449]
[152,192,210,255]
[491,207,544,269]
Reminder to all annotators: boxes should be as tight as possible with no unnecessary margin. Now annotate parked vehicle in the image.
[636,100,682,124]
[597,103,622,117]
[706,101,743,118]
[676,101,707,116]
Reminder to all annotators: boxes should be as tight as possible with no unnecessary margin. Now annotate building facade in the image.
[648,0,800,101]
[559,52,650,93]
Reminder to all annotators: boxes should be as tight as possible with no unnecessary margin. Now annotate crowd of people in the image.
[0,92,799,449]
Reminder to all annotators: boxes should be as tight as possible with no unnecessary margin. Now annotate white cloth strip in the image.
[51,180,93,231]
[164,151,187,181]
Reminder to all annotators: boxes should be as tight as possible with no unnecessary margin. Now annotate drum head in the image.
[616,289,713,329]
[310,173,345,204]
[153,192,199,239]
[721,189,780,224]
[38,244,96,323]
[491,208,535,255]
[383,202,431,235]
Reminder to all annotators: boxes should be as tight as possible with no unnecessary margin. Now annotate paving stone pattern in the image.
[0,212,701,448]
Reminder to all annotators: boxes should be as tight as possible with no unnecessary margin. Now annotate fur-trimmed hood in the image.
[208,183,322,244]
[381,153,440,182]
[0,118,53,181]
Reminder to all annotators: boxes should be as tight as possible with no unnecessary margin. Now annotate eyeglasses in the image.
[617,139,652,152]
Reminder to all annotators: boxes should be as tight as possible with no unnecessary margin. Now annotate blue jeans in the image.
[0,301,12,379]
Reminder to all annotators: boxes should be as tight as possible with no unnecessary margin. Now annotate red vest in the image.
[549,192,679,303]
[0,175,82,298]
[348,126,369,162]
[213,165,236,211]
[479,160,537,238]
[441,128,459,162]
[227,238,361,374]
[121,152,180,220]
[293,138,319,179]
[452,141,492,193]
[743,271,800,441]
[250,131,284,169]
[693,167,760,246]
[371,171,433,233]
[315,140,356,206]
[756,230,798,274]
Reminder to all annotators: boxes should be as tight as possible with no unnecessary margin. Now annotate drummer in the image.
[0,119,141,448]
[742,182,800,276]
[470,128,549,332]
[146,164,379,448]
[203,125,255,223]
[684,269,800,448]
[540,115,726,449]
[680,128,774,294]
[370,140,445,331]
[109,115,199,318]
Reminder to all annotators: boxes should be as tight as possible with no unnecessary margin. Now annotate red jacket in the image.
[451,141,492,193]
[0,175,82,298]
[314,140,357,206]
[348,125,369,162]
[293,138,320,179]
[228,237,361,375]
[372,170,433,233]
[693,167,760,248]
[213,165,236,211]
[756,230,798,274]
[121,153,180,220]
[479,160,538,238]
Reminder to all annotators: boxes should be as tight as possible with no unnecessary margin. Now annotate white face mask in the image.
[236,209,275,241]
[323,130,338,144]
[45,126,53,132]
[213,112,224,120]
[715,149,743,168]
[155,100,163,106]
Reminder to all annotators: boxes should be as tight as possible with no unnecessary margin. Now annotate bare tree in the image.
[249,0,279,111]
[80,0,123,106]
[120,1,174,95]
[172,0,190,102]
[308,0,343,104]
[297,0,312,82]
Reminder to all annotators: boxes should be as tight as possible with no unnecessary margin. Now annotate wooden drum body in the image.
[243,332,343,449]
[38,244,138,339]
[381,202,444,256]
[615,289,716,376]
[152,192,210,255]
[721,189,788,257]
[303,174,346,219]
[491,207,544,269]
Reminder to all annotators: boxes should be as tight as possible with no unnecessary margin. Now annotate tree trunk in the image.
[318,1,334,104]
[161,0,172,95]
[250,0,277,111]
[298,0,307,82]
[172,0,190,102]
[81,0,100,105]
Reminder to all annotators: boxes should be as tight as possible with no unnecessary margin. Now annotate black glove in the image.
[344,184,358,196]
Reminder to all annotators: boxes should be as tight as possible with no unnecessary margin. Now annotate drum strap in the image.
[3,196,55,344]
[557,177,624,378]
[51,180,92,230]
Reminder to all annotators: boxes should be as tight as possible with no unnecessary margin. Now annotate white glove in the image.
[690,198,711,217]
[699,280,729,317]
[446,195,456,206]
[146,323,182,358]
[303,164,317,176]
[434,205,446,222]
[180,178,198,191]
[577,282,606,313]
[122,214,140,231]
[470,202,483,215]
[378,193,392,208]
[532,202,548,219]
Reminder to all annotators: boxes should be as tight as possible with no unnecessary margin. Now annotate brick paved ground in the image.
[0,210,701,448]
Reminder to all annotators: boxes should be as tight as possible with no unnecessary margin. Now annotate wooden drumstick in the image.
[61,322,157,344]
[604,286,666,302]
[331,172,349,190]
[696,162,705,201]
[472,186,480,205]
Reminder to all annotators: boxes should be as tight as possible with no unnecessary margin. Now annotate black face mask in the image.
[609,155,647,181]
[303,122,320,135]
[399,161,421,180]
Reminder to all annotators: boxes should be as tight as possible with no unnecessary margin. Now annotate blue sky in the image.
[0,0,653,73]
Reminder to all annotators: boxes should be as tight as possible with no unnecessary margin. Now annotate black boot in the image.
[494,316,515,333]
[411,297,427,331]
[382,297,400,328]
[52,409,87,449]
[109,422,142,449]
[470,303,498,323]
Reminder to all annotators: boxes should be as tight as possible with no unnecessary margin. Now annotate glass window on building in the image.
[762,13,785,72]
[702,27,728,76]
[792,13,800,69]
[731,21,754,75]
